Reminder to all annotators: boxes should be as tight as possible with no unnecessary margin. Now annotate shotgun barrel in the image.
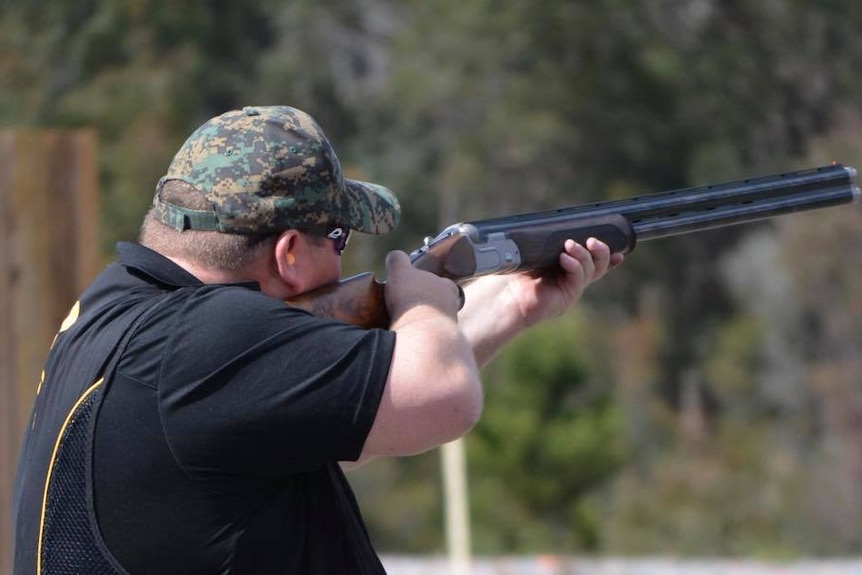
[468,164,857,235]
[410,164,859,279]
[633,184,858,241]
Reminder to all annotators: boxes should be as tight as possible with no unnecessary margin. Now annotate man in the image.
[13,105,622,574]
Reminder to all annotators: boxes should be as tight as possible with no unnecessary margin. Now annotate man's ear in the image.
[273,230,304,294]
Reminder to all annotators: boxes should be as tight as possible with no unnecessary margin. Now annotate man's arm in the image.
[357,251,482,462]
[459,237,622,367]
[353,238,621,465]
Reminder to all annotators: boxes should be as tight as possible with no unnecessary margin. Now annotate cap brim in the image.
[340,179,401,234]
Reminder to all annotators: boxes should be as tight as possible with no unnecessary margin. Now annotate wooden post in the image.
[0,130,99,575]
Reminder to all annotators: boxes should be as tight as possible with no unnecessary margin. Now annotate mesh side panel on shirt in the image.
[41,386,122,575]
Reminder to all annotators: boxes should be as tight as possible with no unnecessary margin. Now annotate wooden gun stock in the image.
[286,272,390,329]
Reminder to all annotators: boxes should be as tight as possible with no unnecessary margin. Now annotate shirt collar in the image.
[115,242,259,291]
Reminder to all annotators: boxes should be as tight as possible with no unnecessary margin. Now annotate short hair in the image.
[139,180,277,272]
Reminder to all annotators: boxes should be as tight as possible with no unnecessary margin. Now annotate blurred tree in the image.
[0,0,279,248]
[468,313,626,553]
[774,120,862,552]
[597,116,862,556]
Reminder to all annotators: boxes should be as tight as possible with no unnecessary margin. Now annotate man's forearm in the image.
[459,275,529,368]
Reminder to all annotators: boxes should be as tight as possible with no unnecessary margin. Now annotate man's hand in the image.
[458,237,623,366]
[384,250,463,322]
[509,237,623,327]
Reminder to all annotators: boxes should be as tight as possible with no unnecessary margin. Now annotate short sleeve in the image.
[156,285,395,478]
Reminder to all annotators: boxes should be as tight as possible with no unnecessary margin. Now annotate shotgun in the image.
[288,163,859,328]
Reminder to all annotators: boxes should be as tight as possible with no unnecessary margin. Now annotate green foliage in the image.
[469,314,626,552]
[595,432,810,558]
[350,452,446,553]
[703,316,766,417]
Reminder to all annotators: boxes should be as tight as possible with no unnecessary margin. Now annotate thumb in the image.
[385,250,410,271]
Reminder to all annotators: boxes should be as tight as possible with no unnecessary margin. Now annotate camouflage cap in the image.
[152,105,400,235]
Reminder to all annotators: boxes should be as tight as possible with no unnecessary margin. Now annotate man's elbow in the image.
[439,373,484,443]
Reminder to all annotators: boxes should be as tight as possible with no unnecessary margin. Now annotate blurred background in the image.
[2,0,862,573]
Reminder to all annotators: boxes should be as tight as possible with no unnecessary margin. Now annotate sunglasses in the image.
[300,224,351,254]
[324,226,351,254]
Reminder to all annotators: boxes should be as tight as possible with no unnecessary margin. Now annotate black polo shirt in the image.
[14,242,395,574]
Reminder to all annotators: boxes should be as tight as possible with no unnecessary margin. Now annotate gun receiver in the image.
[288,164,859,327]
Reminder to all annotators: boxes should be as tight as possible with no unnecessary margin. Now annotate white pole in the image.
[442,439,472,574]
[438,178,472,574]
